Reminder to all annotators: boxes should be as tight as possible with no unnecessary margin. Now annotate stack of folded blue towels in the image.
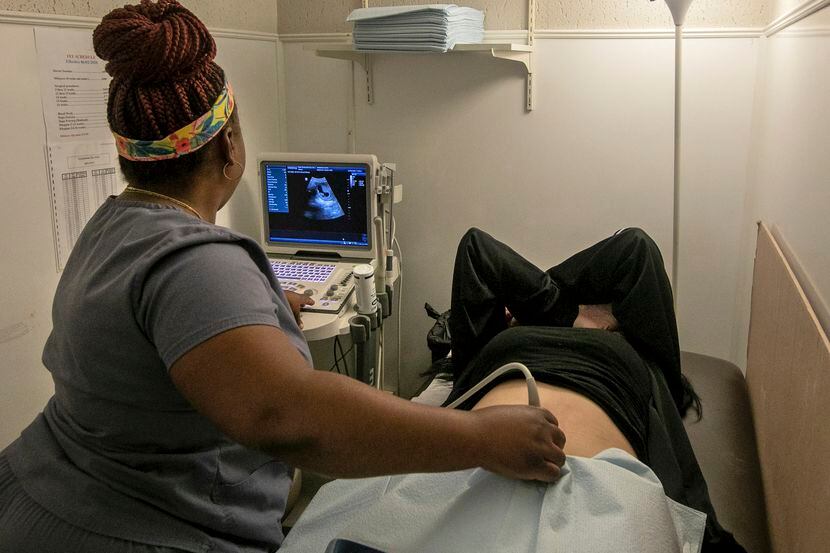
[348,4,485,52]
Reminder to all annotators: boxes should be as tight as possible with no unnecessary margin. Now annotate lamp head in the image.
[653,0,694,26]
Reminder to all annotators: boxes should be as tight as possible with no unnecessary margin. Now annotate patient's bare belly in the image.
[472,380,637,459]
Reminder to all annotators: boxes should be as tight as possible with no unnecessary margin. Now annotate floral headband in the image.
[114,83,235,161]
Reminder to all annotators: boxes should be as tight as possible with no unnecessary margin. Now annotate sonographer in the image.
[0,2,565,552]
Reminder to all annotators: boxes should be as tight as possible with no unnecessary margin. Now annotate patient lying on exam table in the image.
[281,228,747,553]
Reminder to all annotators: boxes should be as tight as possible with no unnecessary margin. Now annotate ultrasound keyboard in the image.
[271,260,336,283]
[270,259,355,315]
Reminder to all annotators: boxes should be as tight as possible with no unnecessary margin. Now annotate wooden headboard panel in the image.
[746,223,830,553]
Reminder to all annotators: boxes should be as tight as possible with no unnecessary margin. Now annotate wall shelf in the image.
[309,42,536,110]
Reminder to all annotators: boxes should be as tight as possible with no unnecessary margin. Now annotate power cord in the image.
[378,327,384,390]
[392,234,403,397]
[331,335,354,375]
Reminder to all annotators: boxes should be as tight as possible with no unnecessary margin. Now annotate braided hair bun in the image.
[94,0,215,85]
[93,0,226,140]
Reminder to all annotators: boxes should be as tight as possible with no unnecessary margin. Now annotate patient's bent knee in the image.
[462,227,485,243]
[615,227,662,257]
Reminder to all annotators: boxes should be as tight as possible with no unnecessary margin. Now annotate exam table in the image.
[283,352,770,553]
[681,352,769,553]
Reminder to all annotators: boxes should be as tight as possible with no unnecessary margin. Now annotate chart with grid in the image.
[92,167,119,205]
[61,170,90,248]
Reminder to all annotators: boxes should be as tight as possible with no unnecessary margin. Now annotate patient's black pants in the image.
[446,227,745,553]
[448,226,686,413]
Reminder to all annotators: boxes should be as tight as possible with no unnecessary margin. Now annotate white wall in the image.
[0,14,282,448]
[281,34,759,396]
[676,37,759,362]
[0,22,58,450]
[214,36,283,238]
[733,5,830,363]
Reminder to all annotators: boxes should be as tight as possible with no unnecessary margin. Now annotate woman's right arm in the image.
[169,324,566,481]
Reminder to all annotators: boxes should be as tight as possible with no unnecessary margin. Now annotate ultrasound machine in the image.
[258,153,381,315]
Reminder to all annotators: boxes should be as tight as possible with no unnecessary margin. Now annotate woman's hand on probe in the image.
[473,405,566,482]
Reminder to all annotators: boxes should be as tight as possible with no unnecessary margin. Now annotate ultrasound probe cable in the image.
[446,362,540,408]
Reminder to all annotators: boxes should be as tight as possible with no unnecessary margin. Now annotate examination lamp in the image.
[661,0,694,26]
[651,0,694,303]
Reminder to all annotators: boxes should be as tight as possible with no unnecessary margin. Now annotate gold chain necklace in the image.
[124,186,204,220]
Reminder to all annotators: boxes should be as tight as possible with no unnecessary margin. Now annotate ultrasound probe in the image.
[446,362,540,408]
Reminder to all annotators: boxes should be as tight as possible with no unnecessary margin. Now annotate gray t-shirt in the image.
[4,198,311,552]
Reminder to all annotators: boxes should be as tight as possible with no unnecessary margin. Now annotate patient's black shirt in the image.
[445,326,652,460]
[444,325,747,553]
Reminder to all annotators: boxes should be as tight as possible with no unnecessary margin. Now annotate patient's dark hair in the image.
[93,0,235,189]
[681,374,702,421]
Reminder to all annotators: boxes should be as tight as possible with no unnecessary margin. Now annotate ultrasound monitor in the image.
[259,153,378,261]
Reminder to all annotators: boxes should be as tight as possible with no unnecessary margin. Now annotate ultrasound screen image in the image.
[303,176,345,220]
[263,162,369,248]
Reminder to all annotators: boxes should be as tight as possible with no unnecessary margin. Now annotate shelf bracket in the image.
[490,49,531,73]
[527,0,536,111]
[363,54,374,104]
[315,48,374,104]
[490,49,534,110]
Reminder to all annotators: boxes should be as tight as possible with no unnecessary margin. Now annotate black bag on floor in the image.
[424,303,451,362]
